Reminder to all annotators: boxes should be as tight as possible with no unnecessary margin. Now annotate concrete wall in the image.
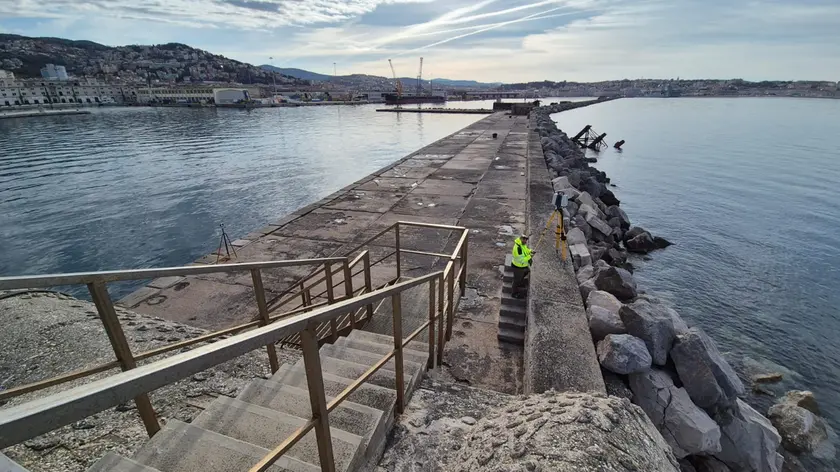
[523,116,605,395]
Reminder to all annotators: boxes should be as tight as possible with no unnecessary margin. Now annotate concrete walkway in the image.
[119,113,528,395]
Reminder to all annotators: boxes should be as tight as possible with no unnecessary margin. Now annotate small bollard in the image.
[492,133,498,139]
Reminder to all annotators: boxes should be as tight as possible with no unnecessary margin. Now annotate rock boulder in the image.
[619,299,680,365]
[597,334,652,374]
[588,305,626,341]
[626,231,657,254]
[670,328,745,411]
[594,266,638,301]
[629,369,722,458]
[587,290,623,315]
[607,205,631,229]
[767,402,832,455]
[716,400,783,472]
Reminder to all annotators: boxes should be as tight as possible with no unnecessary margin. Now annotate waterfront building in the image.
[136,84,261,104]
[0,76,137,107]
[40,64,69,81]
[0,70,14,80]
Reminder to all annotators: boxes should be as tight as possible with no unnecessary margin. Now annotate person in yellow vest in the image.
[511,234,534,298]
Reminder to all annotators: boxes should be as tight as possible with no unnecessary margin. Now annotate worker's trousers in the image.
[511,265,530,298]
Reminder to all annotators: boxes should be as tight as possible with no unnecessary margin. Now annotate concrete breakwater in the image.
[0,109,91,120]
[531,104,835,471]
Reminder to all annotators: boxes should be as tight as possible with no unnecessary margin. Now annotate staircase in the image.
[87,330,430,472]
[498,255,526,345]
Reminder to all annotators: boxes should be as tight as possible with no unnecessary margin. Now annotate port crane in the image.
[388,59,403,100]
[416,57,424,96]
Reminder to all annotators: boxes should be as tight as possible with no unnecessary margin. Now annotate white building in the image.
[136,85,261,105]
[40,64,69,81]
[0,70,14,80]
[0,77,137,107]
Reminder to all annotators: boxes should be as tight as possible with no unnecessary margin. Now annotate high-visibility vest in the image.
[512,238,532,268]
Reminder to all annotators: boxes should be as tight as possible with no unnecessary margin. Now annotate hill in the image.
[260,64,499,89]
[0,34,307,85]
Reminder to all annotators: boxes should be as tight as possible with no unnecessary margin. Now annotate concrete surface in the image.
[523,119,606,395]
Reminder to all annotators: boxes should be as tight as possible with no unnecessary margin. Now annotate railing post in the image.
[428,278,436,370]
[437,274,445,367]
[391,293,405,414]
[459,235,468,297]
[446,265,455,341]
[342,259,355,329]
[87,281,160,437]
[324,263,338,342]
[394,223,401,280]
[363,252,374,320]
[300,280,307,307]
[300,325,337,472]
[251,269,280,374]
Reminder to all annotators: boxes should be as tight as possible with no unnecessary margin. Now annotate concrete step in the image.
[500,304,527,320]
[497,326,525,345]
[237,380,388,445]
[87,452,163,472]
[347,330,427,353]
[290,355,412,395]
[320,343,424,395]
[192,397,363,472]
[501,294,527,308]
[498,314,526,332]
[334,336,429,367]
[132,419,318,472]
[270,364,397,416]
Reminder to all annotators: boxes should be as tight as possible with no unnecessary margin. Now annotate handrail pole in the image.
[299,280,307,306]
[342,259,354,329]
[300,325,337,472]
[87,281,160,437]
[437,273,445,366]
[363,252,373,320]
[459,233,468,296]
[394,224,401,280]
[391,293,405,414]
[446,264,455,341]
[324,263,338,342]
[251,269,280,374]
[427,278,436,369]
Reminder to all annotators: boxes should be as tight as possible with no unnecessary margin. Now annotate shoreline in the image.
[531,103,834,470]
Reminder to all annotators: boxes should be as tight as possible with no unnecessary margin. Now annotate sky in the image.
[0,0,838,82]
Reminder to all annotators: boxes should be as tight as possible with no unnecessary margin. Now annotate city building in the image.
[136,84,261,104]
[40,64,69,80]
[0,70,14,80]
[0,76,137,107]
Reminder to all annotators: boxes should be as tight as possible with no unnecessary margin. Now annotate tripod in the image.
[535,207,568,262]
[215,224,238,264]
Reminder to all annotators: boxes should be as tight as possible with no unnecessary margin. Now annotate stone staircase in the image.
[498,255,527,345]
[87,330,430,472]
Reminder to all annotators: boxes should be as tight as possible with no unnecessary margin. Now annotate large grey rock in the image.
[576,264,594,284]
[620,300,678,365]
[768,401,835,457]
[581,176,606,199]
[585,212,614,239]
[567,227,587,246]
[629,369,722,458]
[579,278,597,300]
[691,456,733,472]
[453,391,680,472]
[588,243,609,262]
[588,305,626,340]
[623,226,648,243]
[671,328,745,410]
[551,175,573,191]
[779,390,820,415]
[587,290,623,315]
[597,334,651,374]
[607,205,631,229]
[600,188,620,206]
[716,400,783,472]
[572,214,592,239]
[594,266,637,301]
[626,231,657,254]
[576,190,599,211]
[569,243,592,269]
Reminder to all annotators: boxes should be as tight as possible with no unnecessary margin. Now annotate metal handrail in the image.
[0,258,348,290]
[0,272,443,449]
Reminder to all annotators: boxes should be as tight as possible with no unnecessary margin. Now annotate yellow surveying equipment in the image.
[535,193,569,261]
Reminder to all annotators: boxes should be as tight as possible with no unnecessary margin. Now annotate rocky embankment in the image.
[532,104,835,471]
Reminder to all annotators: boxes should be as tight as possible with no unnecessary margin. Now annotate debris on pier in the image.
[572,125,609,151]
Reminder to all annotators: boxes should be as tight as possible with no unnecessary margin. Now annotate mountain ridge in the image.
[259,64,501,89]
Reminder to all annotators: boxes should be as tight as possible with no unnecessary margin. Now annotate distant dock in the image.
[0,109,92,120]
[376,108,492,114]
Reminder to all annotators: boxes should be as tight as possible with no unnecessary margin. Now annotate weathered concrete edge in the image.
[523,105,606,395]
[118,115,493,306]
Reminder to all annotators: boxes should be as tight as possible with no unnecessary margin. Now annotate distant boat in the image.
[384,93,446,105]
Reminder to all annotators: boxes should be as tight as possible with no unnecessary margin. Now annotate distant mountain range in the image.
[260,65,502,89]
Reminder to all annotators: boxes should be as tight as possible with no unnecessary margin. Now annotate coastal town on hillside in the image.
[1,33,838,108]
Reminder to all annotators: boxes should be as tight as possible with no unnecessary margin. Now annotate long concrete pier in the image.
[0,109,91,120]
[120,101,605,394]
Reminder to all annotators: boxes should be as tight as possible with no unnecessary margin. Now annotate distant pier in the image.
[0,109,92,120]
[376,108,493,114]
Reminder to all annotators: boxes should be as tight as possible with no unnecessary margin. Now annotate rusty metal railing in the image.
[0,220,470,472]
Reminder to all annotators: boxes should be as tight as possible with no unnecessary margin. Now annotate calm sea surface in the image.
[555,98,840,469]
